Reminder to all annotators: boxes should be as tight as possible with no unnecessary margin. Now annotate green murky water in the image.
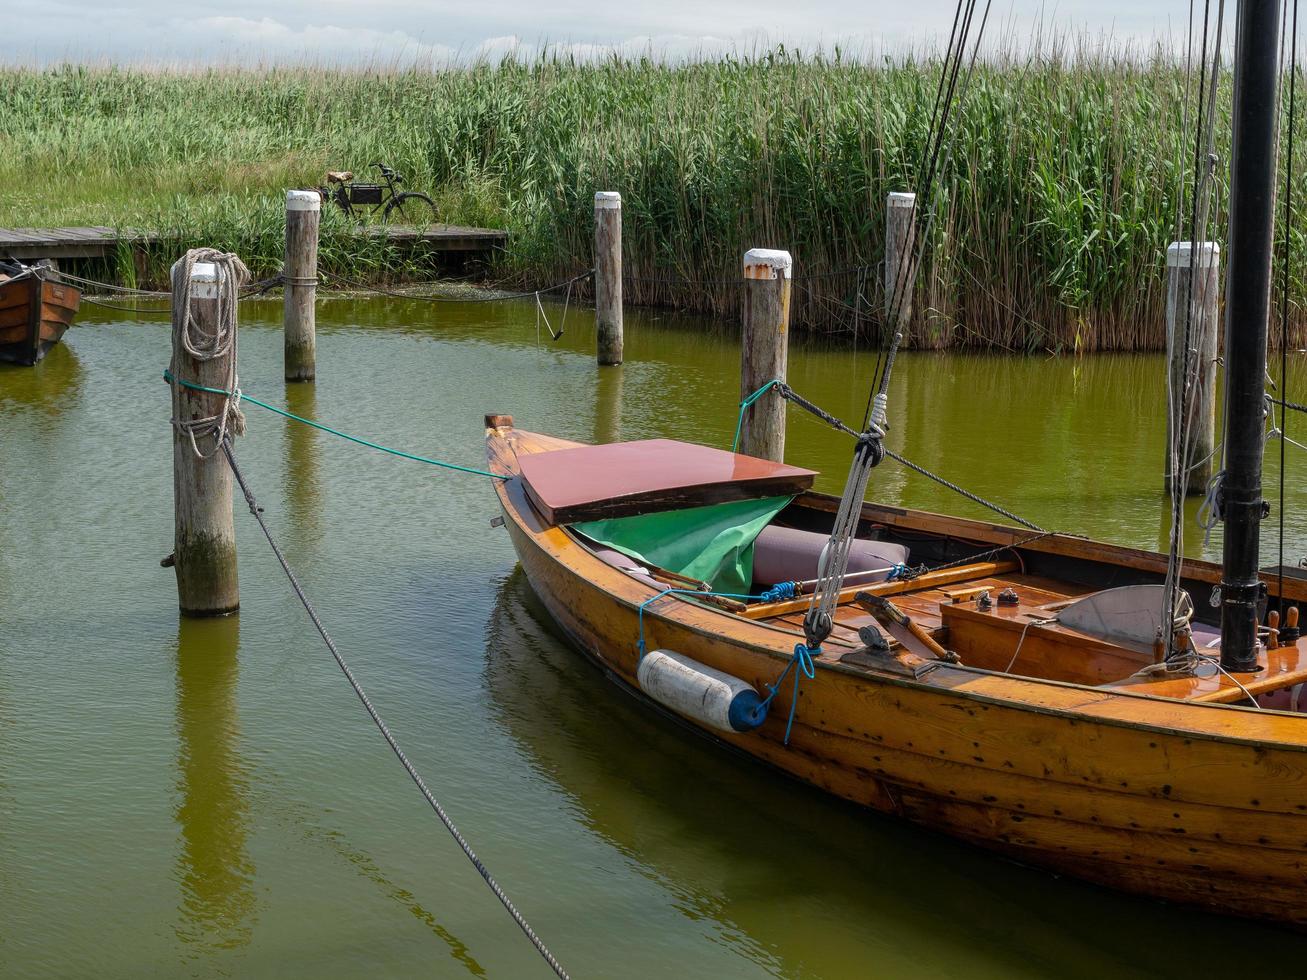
[4,294,1307,978]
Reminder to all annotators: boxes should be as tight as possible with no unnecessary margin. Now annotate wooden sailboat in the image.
[484,1,1307,926]
[0,265,81,366]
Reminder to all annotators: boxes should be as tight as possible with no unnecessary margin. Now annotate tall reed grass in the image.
[0,51,1302,350]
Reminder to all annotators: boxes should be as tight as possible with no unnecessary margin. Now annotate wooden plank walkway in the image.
[0,225,507,261]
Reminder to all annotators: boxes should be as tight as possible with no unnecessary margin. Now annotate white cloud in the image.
[0,2,1200,66]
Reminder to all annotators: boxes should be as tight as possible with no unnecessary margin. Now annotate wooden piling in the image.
[171,261,239,616]
[739,248,792,462]
[594,191,623,366]
[885,192,917,335]
[284,189,320,382]
[1165,241,1220,495]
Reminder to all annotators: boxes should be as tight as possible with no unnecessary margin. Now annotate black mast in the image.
[1220,0,1282,671]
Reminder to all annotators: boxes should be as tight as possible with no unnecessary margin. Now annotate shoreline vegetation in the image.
[1,50,1304,351]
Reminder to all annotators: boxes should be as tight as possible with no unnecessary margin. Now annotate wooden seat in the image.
[942,599,1154,686]
[1103,640,1307,703]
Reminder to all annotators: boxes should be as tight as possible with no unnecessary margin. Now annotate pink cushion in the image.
[752,525,908,587]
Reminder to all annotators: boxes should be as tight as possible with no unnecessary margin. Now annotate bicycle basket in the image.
[349,184,384,205]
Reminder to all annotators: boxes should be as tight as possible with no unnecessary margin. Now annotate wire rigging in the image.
[1277,0,1300,616]
[1162,0,1227,665]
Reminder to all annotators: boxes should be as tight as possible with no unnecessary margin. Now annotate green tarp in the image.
[572,495,792,594]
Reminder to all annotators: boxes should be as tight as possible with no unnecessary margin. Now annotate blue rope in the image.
[759,580,798,602]
[635,587,818,746]
[758,643,819,745]
[731,380,783,453]
[636,588,764,658]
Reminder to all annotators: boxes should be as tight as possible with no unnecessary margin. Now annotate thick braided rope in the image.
[170,248,250,458]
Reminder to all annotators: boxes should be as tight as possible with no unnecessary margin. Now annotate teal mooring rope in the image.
[163,371,506,480]
[731,379,783,453]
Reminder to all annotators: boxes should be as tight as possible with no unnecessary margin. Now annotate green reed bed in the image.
[0,53,1303,350]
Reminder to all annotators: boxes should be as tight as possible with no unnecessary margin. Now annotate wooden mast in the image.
[1220,0,1282,671]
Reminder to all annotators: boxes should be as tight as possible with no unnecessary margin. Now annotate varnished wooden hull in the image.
[0,274,80,366]
[487,422,1307,927]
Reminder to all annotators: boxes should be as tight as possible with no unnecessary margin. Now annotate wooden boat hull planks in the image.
[486,419,1307,926]
[0,274,80,366]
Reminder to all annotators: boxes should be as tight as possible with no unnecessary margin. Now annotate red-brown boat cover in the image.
[516,438,817,524]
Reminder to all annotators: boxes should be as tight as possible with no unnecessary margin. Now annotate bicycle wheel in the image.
[384,192,438,225]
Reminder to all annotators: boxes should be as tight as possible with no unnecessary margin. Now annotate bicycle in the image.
[318,163,438,224]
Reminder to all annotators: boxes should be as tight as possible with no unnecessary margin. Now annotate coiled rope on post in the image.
[220,439,568,979]
[169,248,250,459]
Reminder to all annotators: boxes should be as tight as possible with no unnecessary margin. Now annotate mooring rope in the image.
[51,268,171,296]
[163,372,506,480]
[66,268,591,308]
[219,440,568,979]
[322,269,594,303]
[169,248,250,459]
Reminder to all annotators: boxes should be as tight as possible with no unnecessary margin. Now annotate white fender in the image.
[637,649,768,733]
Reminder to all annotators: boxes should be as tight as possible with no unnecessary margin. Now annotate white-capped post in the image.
[594,191,623,365]
[1165,241,1221,495]
[284,189,320,381]
[885,192,917,337]
[740,248,792,462]
[171,260,239,616]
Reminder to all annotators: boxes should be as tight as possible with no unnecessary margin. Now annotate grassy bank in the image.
[1,53,1302,350]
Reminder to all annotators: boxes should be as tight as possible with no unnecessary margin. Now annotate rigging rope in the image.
[168,248,249,459]
[791,0,991,654]
[220,440,568,979]
[732,380,1044,530]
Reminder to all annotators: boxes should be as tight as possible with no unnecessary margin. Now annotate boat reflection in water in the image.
[0,342,85,417]
[484,568,1304,977]
[172,615,257,951]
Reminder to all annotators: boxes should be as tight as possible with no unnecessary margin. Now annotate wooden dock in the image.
[0,225,507,261]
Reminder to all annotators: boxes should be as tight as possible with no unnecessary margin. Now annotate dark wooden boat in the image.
[0,267,80,366]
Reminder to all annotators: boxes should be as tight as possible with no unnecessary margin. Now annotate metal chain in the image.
[221,441,569,980]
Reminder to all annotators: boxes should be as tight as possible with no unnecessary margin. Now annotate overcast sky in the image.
[3,2,1201,65]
